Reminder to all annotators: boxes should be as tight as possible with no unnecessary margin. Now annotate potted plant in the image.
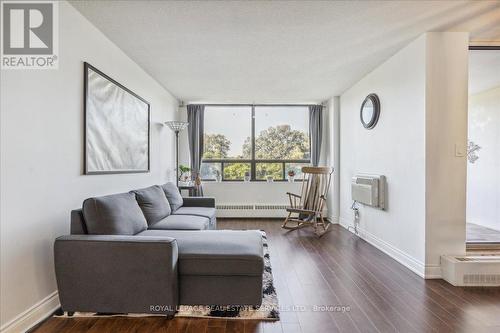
[287,169,296,182]
[266,175,274,183]
[244,171,251,182]
[178,165,191,185]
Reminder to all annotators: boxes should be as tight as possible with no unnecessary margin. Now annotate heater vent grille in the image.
[463,274,500,285]
[216,204,289,210]
[216,204,254,210]
[215,203,326,218]
[255,204,289,210]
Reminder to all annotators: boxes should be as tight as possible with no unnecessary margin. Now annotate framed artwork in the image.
[84,62,150,174]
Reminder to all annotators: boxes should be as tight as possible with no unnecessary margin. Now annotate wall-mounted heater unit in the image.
[351,174,386,209]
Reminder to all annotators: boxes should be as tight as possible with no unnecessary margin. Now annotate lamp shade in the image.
[165,121,189,131]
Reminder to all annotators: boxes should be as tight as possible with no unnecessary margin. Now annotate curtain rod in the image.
[187,103,321,107]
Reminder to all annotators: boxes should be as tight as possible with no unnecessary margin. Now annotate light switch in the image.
[455,143,466,157]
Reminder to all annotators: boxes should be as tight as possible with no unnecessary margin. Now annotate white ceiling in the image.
[469,50,500,95]
[70,0,500,103]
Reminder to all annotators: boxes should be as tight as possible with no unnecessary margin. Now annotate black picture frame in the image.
[360,93,380,130]
[84,62,151,175]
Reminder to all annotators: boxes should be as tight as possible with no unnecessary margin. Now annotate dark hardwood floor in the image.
[35,219,500,333]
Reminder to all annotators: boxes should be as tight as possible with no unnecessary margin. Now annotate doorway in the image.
[466,46,500,248]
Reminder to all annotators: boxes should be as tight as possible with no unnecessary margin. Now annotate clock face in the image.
[361,99,374,124]
[360,94,380,129]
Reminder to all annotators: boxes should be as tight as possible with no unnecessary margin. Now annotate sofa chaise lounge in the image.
[54,183,264,317]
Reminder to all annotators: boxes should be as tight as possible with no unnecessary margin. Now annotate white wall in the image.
[339,35,427,275]
[424,33,468,276]
[467,86,500,231]
[338,33,468,278]
[0,2,179,331]
[203,182,300,205]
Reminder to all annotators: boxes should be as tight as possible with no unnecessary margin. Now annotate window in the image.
[201,105,311,181]
[254,106,310,160]
[203,106,251,160]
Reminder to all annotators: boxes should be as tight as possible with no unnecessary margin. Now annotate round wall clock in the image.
[360,94,380,129]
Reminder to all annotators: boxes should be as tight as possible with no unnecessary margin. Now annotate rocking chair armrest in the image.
[286,207,317,214]
[286,192,301,198]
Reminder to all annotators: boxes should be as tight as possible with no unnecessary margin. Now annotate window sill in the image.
[202,181,301,184]
[201,179,302,184]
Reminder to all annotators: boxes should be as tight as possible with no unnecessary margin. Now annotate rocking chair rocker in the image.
[282,166,333,237]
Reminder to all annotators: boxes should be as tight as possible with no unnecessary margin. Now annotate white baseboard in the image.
[424,265,442,279]
[339,217,434,279]
[328,215,339,224]
[0,291,60,333]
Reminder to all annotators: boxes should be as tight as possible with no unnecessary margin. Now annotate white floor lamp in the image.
[165,121,189,186]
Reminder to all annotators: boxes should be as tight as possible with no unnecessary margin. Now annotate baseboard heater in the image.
[441,255,500,286]
[216,204,290,218]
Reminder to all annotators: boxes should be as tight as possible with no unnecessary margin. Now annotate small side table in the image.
[178,185,195,197]
[178,185,203,197]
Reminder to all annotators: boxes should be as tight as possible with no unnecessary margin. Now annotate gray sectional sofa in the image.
[54,182,264,317]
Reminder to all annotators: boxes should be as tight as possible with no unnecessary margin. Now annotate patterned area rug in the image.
[55,231,279,321]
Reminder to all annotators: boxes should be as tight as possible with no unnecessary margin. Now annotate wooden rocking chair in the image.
[282,166,333,237]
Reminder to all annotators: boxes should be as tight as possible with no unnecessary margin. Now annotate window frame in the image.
[201,104,312,182]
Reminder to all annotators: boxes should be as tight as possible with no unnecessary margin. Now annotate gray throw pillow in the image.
[161,182,183,211]
[132,185,171,225]
[82,192,148,235]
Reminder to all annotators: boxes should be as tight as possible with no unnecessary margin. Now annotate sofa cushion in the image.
[82,193,148,235]
[132,185,171,225]
[136,230,264,276]
[172,207,216,221]
[149,215,209,230]
[160,182,183,211]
